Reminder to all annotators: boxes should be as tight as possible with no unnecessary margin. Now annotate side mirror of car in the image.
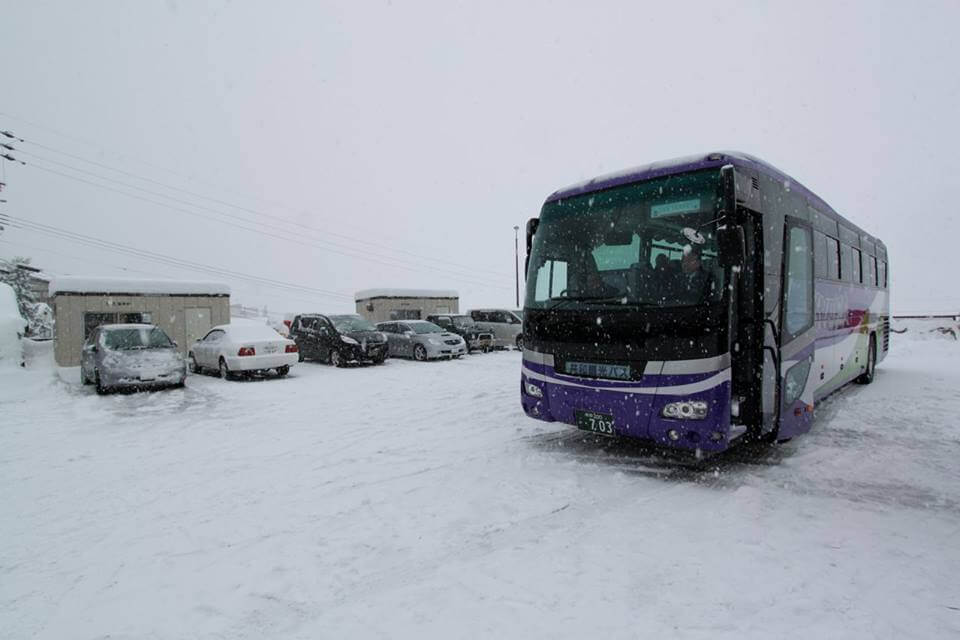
[404,331,414,338]
[172,341,178,348]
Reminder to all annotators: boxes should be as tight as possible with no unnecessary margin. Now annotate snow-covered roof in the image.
[354,288,459,301]
[49,276,230,297]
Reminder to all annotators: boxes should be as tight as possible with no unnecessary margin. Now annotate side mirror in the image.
[716,225,744,268]
[172,341,178,348]
[525,217,539,277]
[404,331,414,338]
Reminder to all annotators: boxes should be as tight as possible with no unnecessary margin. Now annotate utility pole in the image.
[513,225,520,307]
[0,129,26,237]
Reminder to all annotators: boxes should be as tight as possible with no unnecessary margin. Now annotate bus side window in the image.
[852,248,862,284]
[784,225,814,339]
[879,260,887,288]
[826,237,841,280]
[814,231,827,278]
[870,256,879,287]
[840,244,852,282]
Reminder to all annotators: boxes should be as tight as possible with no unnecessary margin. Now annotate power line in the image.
[1,115,509,278]
[0,213,356,302]
[15,159,509,291]
[0,237,351,313]
[13,153,510,291]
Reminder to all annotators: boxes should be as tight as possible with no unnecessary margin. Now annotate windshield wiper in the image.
[546,295,625,310]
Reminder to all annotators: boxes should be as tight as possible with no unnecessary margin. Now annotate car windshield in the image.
[525,169,726,310]
[409,321,444,334]
[102,327,173,350]
[228,325,281,341]
[330,315,377,333]
[451,316,475,327]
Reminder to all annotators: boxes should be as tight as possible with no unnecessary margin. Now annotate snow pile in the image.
[355,288,459,301]
[49,276,230,296]
[0,282,26,366]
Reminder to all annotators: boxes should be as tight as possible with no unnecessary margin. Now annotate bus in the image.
[520,152,889,455]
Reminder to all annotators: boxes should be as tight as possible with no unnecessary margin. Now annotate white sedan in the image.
[188,323,299,379]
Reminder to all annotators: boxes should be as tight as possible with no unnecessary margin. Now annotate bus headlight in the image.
[524,382,543,398]
[661,400,708,420]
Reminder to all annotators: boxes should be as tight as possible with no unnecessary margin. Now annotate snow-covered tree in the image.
[0,256,46,336]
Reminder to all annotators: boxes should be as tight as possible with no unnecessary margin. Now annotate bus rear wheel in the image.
[856,335,877,385]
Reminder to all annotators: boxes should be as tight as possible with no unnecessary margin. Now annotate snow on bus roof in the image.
[49,276,230,296]
[354,288,459,301]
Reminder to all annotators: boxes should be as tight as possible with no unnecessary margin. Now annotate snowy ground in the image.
[2,331,959,639]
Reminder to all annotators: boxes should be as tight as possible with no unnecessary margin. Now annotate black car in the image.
[288,313,389,366]
[425,314,495,353]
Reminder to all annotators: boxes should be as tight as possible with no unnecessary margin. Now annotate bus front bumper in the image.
[521,359,735,454]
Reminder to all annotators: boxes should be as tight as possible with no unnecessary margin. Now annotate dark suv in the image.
[288,314,388,366]
[426,314,494,353]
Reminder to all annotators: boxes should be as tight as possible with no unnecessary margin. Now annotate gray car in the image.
[468,309,524,350]
[376,320,466,360]
[81,323,187,394]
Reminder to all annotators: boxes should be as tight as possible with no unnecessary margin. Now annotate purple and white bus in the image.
[520,152,889,455]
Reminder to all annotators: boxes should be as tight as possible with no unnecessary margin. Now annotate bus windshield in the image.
[525,169,726,311]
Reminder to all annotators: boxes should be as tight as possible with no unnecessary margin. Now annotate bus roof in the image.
[544,151,885,255]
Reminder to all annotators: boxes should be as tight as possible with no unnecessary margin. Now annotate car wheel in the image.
[856,335,877,384]
[188,354,201,374]
[277,365,290,377]
[330,349,344,367]
[219,357,233,380]
[95,371,108,395]
[516,335,524,351]
[413,344,428,361]
[81,369,91,385]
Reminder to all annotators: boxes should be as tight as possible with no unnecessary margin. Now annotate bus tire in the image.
[856,335,876,385]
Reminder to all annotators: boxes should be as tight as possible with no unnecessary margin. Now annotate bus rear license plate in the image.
[575,410,615,436]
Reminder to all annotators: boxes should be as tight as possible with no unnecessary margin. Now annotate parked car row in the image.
[79,308,525,394]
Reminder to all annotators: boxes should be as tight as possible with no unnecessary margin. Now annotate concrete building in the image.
[49,276,230,366]
[355,288,459,324]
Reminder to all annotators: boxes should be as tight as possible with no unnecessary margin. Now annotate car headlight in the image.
[661,400,708,420]
[341,336,359,345]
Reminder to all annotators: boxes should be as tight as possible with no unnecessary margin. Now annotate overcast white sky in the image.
[1,1,958,313]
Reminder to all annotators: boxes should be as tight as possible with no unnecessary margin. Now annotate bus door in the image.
[776,219,817,440]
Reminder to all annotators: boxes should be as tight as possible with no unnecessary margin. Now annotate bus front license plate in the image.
[575,410,615,436]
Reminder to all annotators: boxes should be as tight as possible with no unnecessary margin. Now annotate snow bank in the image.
[355,288,458,301]
[49,276,230,296]
[0,282,26,366]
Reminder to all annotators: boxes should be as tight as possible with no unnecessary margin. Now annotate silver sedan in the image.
[376,320,466,360]
[81,324,186,394]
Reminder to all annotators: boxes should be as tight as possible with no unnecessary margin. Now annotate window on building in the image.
[390,309,421,320]
[84,312,117,340]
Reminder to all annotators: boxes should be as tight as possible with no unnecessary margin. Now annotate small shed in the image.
[49,276,230,366]
[355,288,459,324]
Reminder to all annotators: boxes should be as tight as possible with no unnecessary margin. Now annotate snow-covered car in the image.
[0,283,27,366]
[288,313,388,366]
[376,320,466,360]
[189,322,298,379]
[81,324,186,394]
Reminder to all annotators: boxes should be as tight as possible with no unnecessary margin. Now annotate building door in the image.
[185,308,212,347]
